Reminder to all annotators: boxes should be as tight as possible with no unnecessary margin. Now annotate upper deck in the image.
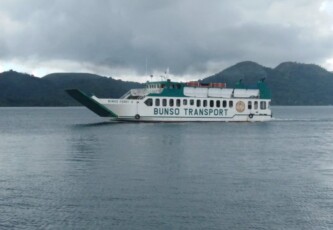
[120,79,271,100]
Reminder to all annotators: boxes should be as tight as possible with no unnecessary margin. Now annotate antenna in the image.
[166,67,169,79]
[145,57,148,76]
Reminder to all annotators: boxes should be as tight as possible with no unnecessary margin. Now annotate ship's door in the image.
[136,100,139,115]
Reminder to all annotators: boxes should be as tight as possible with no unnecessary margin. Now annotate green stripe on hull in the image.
[66,89,117,117]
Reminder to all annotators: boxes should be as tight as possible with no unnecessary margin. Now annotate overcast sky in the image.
[0,0,333,81]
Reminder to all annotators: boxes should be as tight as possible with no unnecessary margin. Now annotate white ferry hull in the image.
[98,98,272,122]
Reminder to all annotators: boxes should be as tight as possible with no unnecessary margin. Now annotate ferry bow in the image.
[66,79,272,122]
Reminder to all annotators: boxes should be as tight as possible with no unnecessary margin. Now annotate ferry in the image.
[66,79,272,122]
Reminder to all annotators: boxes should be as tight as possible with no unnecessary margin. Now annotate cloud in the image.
[0,0,333,79]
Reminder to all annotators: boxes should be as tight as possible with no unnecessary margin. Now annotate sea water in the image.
[0,106,333,229]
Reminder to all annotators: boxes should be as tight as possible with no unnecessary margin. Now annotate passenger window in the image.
[169,99,174,107]
[210,100,214,108]
[190,99,194,106]
[144,98,153,106]
[155,99,160,106]
[248,101,252,110]
[222,100,227,108]
[203,100,207,107]
[163,99,167,106]
[229,101,233,108]
[183,99,188,106]
[254,101,258,110]
[216,100,221,108]
[260,101,266,110]
[196,100,201,107]
[176,99,181,107]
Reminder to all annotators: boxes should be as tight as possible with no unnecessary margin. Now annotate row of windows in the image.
[147,84,161,89]
[146,84,182,89]
[145,98,234,108]
[145,98,268,110]
[248,101,267,110]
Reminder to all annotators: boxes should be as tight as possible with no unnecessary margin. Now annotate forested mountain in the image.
[0,70,141,106]
[203,61,333,105]
[1,61,333,106]
[43,73,142,105]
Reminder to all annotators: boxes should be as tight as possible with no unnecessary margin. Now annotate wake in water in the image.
[272,117,333,122]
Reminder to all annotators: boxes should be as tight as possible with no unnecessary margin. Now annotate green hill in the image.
[1,61,333,106]
[0,70,61,106]
[43,73,142,105]
[0,70,142,106]
[203,61,333,105]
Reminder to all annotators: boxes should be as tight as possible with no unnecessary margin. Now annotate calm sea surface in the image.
[1,106,333,229]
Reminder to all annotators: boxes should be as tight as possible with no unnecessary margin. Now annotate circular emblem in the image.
[236,101,245,113]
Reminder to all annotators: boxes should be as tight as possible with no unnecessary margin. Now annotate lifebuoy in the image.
[135,114,140,120]
[236,101,245,113]
[249,114,254,119]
